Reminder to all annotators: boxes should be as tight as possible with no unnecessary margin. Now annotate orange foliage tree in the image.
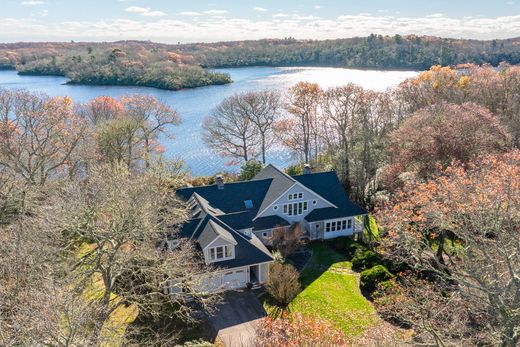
[382,102,510,190]
[256,313,347,346]
[0,89,89,184]
[377,151,520,346]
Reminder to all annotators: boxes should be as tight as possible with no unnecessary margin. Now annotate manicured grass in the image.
[290,243,379,337]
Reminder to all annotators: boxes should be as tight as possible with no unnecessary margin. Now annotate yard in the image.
[262,241,382,338]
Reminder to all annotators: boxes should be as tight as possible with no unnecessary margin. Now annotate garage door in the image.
[222,269,247,289]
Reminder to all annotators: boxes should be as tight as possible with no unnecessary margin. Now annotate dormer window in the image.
[209,245,233,261]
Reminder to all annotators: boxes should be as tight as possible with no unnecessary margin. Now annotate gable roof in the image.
[292,171,367,221]
[252,164,296,214]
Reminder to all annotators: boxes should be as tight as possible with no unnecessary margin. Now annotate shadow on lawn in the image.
[298,240,351,288]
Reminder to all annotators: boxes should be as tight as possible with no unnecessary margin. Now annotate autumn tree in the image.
[256,313,347,347]
[279,82,323,163]
[377,151,520,346]
[86,95,180,170]
[120,95,180,168]
[0,89,89,185]
[319,85,398,203]
[382,102,510,190]
[202,94,260,162]
[82,95,124,125]
[398,64,520,147]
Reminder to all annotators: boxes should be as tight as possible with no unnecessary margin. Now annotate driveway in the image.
[207,290,266,347]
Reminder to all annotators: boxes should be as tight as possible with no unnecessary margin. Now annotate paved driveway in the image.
[207,290,266,347]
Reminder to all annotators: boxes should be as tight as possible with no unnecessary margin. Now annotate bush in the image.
[351,249,382,271]
[345,240,368,258]
[265,262,301,307]
[285,164,303,176]
[271,224,302,258]
[360,265,394,292]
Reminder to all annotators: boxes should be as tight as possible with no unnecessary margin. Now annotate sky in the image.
[1,0,520,43]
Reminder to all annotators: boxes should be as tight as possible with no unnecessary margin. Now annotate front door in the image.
[249,265,259,283]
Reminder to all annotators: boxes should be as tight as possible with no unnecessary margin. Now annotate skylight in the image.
[244,200,254,209]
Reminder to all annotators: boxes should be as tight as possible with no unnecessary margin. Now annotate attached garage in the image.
[222,269,247,289]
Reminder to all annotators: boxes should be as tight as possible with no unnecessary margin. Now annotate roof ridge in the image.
[265,163,296,182]
[292,170,337,178]
[178,177,274,191]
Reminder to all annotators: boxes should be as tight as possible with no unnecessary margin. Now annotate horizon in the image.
[1,0,520,43]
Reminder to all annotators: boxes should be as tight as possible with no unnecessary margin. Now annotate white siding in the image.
[256,183,334,223]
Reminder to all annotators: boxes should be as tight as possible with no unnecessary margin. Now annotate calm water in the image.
[0,67,419,175]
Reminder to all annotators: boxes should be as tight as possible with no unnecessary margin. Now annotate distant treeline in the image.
[184,35,520,70]
[1,34,520,88]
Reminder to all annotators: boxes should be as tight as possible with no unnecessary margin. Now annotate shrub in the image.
[265,262,301,307]
[351,249,382,271]
[360,265,394,292]
[270,224,302,258]
[345,240,368,259]
[285,164,303,176]
[271,250,285,264]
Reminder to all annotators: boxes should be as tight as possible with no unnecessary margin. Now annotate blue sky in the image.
[1,0,519,42]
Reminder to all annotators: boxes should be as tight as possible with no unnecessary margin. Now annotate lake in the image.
[0,67,419,176]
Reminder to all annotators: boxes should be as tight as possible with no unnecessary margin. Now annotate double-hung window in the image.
[209,245,233,261]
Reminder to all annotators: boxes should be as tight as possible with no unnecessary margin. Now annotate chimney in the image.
[303,164,312,175]
[215,175,224,190]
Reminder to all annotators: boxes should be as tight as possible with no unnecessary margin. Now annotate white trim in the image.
[207,244,234,263]
[203,235,236,251]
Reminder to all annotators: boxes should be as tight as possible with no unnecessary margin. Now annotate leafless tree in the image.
[270,224,302,258]
[202,94,260,162]
[265,262,301,307]
[236,90,280,164]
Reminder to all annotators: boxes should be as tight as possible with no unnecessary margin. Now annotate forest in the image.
[2,34,520,90]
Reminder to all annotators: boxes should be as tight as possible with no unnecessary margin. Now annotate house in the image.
[171,164,367,292]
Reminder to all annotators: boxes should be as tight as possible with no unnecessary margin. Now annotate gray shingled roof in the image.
[252,164,295,214]
[253,215,290,230]
[292,171,367,221]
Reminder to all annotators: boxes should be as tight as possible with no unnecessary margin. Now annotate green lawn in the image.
[291,243,378,336]
[262,242,380,338]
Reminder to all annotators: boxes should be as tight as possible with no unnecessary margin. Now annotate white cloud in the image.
[21,1,46,5]
[254,7,268,12]
[178,11,202,16]
[272,13,289,18]
[314,5,322,9]
[204,10,228,15]
[2,13,520,43]
[506,1,514,4]
[125,6,166,17]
